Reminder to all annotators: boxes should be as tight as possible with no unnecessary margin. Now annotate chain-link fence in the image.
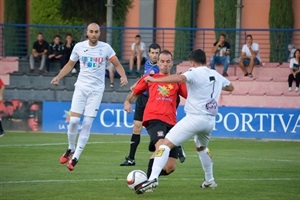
[1,24,299,63]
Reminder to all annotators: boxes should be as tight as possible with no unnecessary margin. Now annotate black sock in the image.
[128,134,140,160]
[159,169,169,176]
[0,120,3,133]
[147,158,154,178]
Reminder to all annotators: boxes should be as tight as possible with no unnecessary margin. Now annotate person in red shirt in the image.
[0,78,5,137]
[124,50,187,179]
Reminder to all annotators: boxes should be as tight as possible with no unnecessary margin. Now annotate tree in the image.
[4,0,26,56]
[269,0,294,62]
[174,0,199,61]
[214,0,236,62]
[59,0,133,58]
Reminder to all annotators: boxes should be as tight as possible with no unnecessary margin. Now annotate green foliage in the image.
[214,0,236,61]
[269,0,294,62]
[60,0,133,59]
[60,0,107,25]
[174,0,199,61]
[111,0,133,59]
[4,0,26,23]
[30,0,85,54]
[31,0,84,25]
[4,0,26,56]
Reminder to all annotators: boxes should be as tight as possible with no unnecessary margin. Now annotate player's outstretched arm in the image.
[51,60,76,86]
[145,74,186,83]
[111,57,128,87]
[124,92,138,113]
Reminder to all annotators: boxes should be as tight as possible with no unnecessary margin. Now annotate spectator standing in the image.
[210,33,231,77]
[47,35,64,72]
[29,33,49,73]
[288,49,300,92]
[127,35,147,76]
[238,35,261,77]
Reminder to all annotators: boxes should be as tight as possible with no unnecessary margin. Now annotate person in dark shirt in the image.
[47,35,64,71]
[210,33,231,77]
[62,33,77,73]
[29,33,49,73]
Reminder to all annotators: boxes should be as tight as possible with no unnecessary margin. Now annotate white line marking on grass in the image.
[1,178,300,184]
[0,141,148,148]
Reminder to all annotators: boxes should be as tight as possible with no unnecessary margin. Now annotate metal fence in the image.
[0,24,299,63]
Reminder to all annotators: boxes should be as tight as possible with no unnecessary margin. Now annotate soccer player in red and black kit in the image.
[120,44,186,166]
[124,50,187,178]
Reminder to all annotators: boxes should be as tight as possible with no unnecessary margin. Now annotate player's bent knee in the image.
[133,125,142,134]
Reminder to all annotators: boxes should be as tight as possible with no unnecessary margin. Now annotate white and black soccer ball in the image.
[126,170,147,190]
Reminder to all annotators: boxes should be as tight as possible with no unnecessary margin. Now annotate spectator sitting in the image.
[127,35,147,76]
[238,34,261,78]
[47,35,64,72]
[287,44,297,62]
[29,32,49,73]
[63,33,77,73]
[106,60,117,89]
[288,49,300,92]
[210,33,230,77]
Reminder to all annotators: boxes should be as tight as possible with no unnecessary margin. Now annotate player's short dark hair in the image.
[188,49,206,65]
[220,33,226,38]
[159,49,173,59]
[53,35,61,39]
[148,43,161,52]
[135,34,141,38]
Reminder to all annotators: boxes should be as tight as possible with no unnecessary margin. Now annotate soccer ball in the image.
[126,170,147,190]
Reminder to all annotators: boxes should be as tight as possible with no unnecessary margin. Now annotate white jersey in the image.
[183,66,231,116]
[241,42,261,62]
[70,40,116,91]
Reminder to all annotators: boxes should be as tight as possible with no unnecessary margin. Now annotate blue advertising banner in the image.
[42,102,300,140]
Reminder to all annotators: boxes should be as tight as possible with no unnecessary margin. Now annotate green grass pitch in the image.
[0,132,299,200]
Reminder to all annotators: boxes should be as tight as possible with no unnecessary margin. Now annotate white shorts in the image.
[166,113,215,147]
[70,86,104,117]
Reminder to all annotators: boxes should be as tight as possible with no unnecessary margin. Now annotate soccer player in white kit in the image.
[136,49,234,194]
[51,23,128,171]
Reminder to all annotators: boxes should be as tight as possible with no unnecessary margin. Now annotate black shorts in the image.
[133,94,148,121]
[146,120,178,159]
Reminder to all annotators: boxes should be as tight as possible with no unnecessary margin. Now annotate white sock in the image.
[197,148,214,182]
[149,145,170,181]
[67,117,80,151]
[73,116,94,160]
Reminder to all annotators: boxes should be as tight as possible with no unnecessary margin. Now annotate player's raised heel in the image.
[67,158,78,171]
[200,180,217,189]
[60,149,74,164]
